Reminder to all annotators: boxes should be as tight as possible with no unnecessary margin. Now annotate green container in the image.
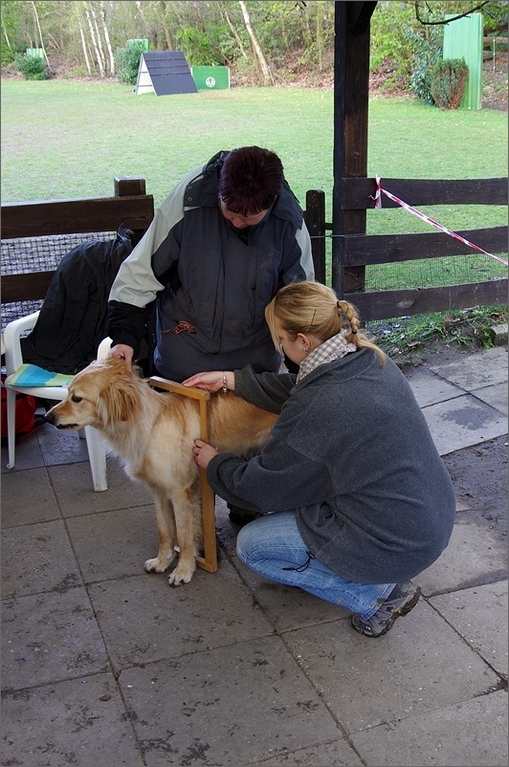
[191,66,230,90]
[26,48,44,59]
[443,13,483,110]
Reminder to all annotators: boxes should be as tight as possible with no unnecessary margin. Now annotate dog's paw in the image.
[144,553,175,573]
[168,565,195,586]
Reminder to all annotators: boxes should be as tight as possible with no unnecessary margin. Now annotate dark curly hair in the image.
[218,146,284,217]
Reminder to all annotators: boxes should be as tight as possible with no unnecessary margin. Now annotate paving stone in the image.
[48,458,153,516]
[119,636,342,767]
[88,561,275,670]
[404,367,464,407]
[1,673,144,767]
[421,394,507,455]
[349,689,508,767]
[282,601,500,736]
[472,382,508,415]
[36,420,92,465]
[2,588,109,691]
[1,519,81,599]
[429,581,508,677]
[427,347,508,390]
[66,505,160,582]
[259,739,363,766]
[1,428,45,471]
[1,466,60,527]
[415,519,508,596]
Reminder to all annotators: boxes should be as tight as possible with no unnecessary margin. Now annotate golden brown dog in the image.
[45,355,278,585]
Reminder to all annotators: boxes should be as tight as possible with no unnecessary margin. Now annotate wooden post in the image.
[149,377,218,573]
[332,2,376,297]
[304,189,327,284]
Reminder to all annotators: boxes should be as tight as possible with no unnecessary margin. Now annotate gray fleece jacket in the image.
[206,350,456,584]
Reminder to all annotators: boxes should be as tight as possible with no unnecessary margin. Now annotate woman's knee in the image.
[236,516,264,563]
[236,510,301,565]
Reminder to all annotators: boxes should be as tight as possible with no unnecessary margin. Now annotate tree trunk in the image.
[238,0,272,86]
[157,1,174,51]
[31,0,52,73]
[79,22,92,75]
[221,2,248,60]
[2,17,13,52]
[84,2,104,77]
[89,2,106,75]
[99,0,115,75]
[316,0,323,72]
[135,0,149,38]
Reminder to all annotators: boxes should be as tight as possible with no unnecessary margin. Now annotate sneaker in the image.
[351,582,421,638]
[228,505,262,527]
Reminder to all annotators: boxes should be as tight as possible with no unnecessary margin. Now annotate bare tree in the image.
[99,0,115,74]
[79,21,92,75]
[157,0,175,51]
[238,0,273,85]
[135,0,149,37]
[414,0,491,25]
[31,1,52,73]
[89,2,106,74]
[83,1,104,76]
[221,1,248,60]
[2,15,13,53]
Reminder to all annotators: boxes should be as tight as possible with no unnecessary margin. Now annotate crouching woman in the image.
[184,281,456,638]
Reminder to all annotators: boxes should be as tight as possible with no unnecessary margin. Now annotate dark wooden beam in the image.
[347,1,378,33]
[345,279,508,321]
[1,195,155,240]
[333,1,371,295]
[342,177,508,209]
[342,226,507,265]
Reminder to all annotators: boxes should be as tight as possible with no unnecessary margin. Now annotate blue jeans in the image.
[236,511,395,620]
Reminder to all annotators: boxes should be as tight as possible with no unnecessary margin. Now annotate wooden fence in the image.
[304,176,507,321]
[1,176,506,329]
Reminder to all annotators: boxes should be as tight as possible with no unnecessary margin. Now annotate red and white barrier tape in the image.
[373,175,508,267]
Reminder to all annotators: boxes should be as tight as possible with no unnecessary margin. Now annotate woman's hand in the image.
[183,371,234,392]
[109,344,134,370]
[192,439,219,469]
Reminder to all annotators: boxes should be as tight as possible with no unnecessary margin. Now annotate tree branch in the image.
[414,0,490,26]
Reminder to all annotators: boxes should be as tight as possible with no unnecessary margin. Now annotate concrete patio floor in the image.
[1,346,507,767]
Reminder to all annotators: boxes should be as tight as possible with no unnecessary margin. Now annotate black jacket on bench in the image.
[20,225,134,375]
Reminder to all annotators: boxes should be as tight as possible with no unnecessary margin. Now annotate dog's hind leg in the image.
[144,487,178,573]
[168,481,202,586]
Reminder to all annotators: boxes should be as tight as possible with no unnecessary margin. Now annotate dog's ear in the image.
[97,366,141,426]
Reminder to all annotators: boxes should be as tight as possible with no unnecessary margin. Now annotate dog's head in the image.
[45,356,143,431]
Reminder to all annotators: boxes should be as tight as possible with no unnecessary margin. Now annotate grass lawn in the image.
[1,79,506,215]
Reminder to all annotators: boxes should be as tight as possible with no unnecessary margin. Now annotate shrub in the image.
[408,26,443,104]
[14,53,46,80]
[430,58,469,109]
[115,41,147,85]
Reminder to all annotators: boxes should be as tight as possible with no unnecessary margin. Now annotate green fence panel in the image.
[26,48,44,59]
[191,66,230,90]
[443,13,483,110]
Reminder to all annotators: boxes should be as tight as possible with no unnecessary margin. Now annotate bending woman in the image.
[184,281,456,638]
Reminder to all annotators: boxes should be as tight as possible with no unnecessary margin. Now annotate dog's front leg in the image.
[144,488,178,573]
[168,483,202,586]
